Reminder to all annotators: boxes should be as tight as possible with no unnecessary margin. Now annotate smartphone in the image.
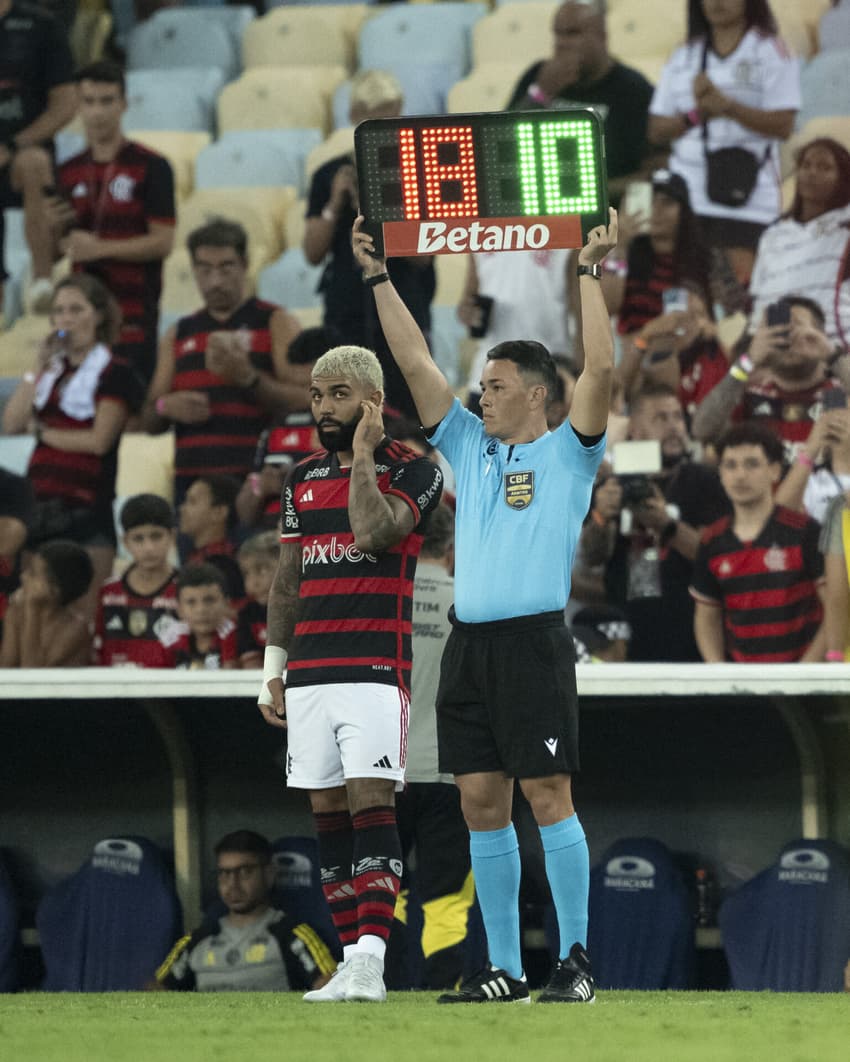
[623,180,652,220]
[766,300,791,328]
[823,386,847,411]
[662,287,689,315]
[469,294,494,339]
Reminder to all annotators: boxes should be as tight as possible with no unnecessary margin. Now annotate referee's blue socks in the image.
[539,814,589,957]
[469,824,523,980]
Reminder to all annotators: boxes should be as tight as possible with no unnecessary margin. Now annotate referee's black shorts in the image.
[436,608,579,780]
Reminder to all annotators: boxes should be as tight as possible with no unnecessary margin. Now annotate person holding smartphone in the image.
[692,295,844,462]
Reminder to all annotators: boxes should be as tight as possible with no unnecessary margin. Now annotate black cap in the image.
[651,168,690,208]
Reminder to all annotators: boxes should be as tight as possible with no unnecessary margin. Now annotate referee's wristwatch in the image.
[576,263,602,280]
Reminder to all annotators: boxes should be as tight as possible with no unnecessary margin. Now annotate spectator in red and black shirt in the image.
[691,422,825,663]
[159,563,238,670]
[2,275,143,606]
[256,345,443,999]
[95,493,179,667]
[142,218,309,501]
[235,530,277,669]
[52,61,175,385]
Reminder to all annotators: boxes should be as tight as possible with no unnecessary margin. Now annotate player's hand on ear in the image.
[352,400,385,453]
[352,215,387,276]
[578,207,619,267]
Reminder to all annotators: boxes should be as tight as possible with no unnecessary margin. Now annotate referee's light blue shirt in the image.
[430,398,606,623]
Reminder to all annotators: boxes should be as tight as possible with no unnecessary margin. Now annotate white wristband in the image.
[258,645,288,706]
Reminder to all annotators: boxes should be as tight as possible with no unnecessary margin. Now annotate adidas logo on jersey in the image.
[301,488,314,503]
[106,615,124,631]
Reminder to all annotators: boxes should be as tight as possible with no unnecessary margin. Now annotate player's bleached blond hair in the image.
[350,69,403,113]
[312,345,384,394]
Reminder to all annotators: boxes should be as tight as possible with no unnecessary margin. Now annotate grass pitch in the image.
[1,991,846,1062]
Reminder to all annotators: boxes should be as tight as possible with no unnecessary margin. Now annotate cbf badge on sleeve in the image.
[505,471,534,510]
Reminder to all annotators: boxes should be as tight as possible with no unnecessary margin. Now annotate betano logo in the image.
[383,215,582,256]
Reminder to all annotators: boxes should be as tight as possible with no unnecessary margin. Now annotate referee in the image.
[352,209,617,1004]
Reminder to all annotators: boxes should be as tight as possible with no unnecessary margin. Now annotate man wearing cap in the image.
[508,0,655,203]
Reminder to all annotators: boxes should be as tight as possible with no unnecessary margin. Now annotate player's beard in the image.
[316,408,362,452]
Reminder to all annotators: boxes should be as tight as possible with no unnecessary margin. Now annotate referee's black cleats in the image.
[537,942,596,1003]
[437,965,531,1004]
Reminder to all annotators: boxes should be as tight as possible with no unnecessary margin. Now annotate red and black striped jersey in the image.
[731,377,844,464]
[58,141,175,345]
[94,568,179,667]
[617,240,674,336]
[172,297,277,495]
[281,438,444,689]
[27,355,140,508]
[690,506,824,662]
[158,618,238,669]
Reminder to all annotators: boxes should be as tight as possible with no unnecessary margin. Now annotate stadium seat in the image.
[69,8,113,68]
[332,64,450,127]
[796,49,850,128]
[116,432,176,505]
[471,4,555,70]
[242,8,350,70]
[171,4,256,51]
[36,837,182,991]
[289,306,324,329]
[124,69,226,135]
[54,128,86,166]
[270,836,339,956]
[782,116,850,178]
[283,197,309,254]
[358,4,486,93]
[126,11,240,81]
[217,67,347,136]
[110,0,137,51]
[447,64,521,114]
[0,314,50,378]
[587,837,695,989]
[433,252,469,309]
[174,187,294,265]
[257,248,323,311]
[130,131,212,204]
[430,304,468,390]
[818,0,850,52]
[304,127,354,187]
[719,839,850,992]
[195,129,323,198]
[606,0,685,61]
[0,852,18,992]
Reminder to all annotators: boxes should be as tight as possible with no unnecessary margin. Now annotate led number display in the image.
[354,109,607,256]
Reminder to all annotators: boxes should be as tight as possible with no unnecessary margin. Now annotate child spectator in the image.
[94,493,179,667]
[0,468,35,643]
[179,474,245,605]
[235,531,277,669]
[159,564,237,670]
[691,423,825,663]
[0,540,92,667]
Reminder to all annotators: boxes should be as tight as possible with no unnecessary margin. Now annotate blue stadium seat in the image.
[257,248,323,310]
[719,838,850,991]
[357,4,486,109]
[587,837,695,989]
[195,129,323,198]
[36,837,182,991]
[124,69,226,135]
[127,11,240,81]
[332,64,450,129]
[270,836,339,956]
[797,49,850,128]
[0,851,19,992]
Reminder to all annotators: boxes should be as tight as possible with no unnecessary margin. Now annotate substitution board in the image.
[354,108,608,257]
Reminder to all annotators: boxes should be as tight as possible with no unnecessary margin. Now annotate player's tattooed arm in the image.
[266,540,302,650]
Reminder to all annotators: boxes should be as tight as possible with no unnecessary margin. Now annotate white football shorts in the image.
[284,682,409,790]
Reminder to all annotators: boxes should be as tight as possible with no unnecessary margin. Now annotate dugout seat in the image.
[719,839,850,992]
[0,851,18,992]
[270,836,339,956]
[587,837,695,989]
[36,837,182,991]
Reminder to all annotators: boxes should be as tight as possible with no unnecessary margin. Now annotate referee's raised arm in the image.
[352,216,454,429]
[570,208,619,438]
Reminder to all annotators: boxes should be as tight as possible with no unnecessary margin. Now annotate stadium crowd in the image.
[1,0,850,997]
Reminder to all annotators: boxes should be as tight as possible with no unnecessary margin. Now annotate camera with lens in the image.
[619,475,657,510]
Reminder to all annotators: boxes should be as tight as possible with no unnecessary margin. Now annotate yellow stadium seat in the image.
[284,198,308,253]
[781,117,850,178]
[773,0,828,55]
[130,130,212,203]
[606,0,685,60]
[289,306,324,329]
[116,432,176,504]
[447,64,523,113]
[433,253,470,308]
[217,67,347,136]
[160,250,202,317]
[242,8,350,70]
[304,127,355,187]
[471,4,556,69]
[174,187,295,266]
